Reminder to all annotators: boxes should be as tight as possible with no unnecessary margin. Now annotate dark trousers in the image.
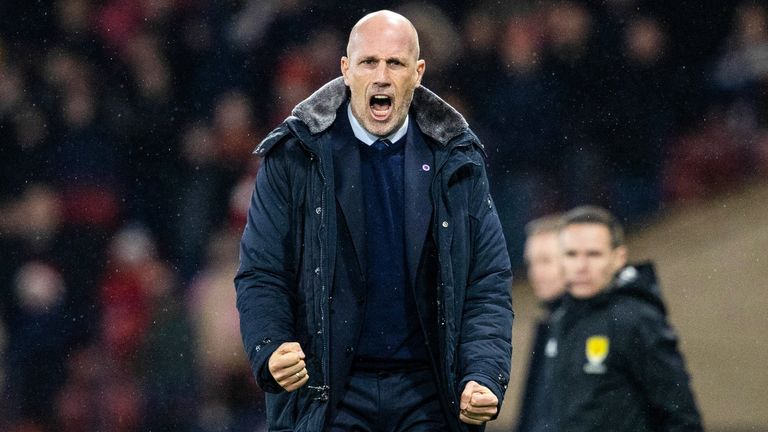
[329,367,449,432]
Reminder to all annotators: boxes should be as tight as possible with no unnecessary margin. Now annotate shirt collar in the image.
[347,103,409,145]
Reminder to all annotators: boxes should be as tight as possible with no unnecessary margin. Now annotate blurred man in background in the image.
[543,205,702,431]
[516,214,566,432]
[523,214,566,305]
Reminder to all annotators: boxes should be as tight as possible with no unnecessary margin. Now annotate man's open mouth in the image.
[370,95,392,121]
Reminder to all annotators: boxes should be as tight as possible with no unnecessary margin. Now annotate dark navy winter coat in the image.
[235,77,514,431]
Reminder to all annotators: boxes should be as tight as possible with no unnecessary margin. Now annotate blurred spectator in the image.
[135,260,197,431]
[712,1,768,166]
[54,344,144,432]
[5,261,70,427]
[0,64,50,199]
[714,2,768,99]
[484,12,564,264]
[174,121,225,278]
[53,0,106,64]
[271,47,320,124]
[187,229,247,390]
[605,15,675,221]
[543,1,611,209]
[43,50,121,228]
[120,30,180,250]
[187,228,265,431]
[99,224,157,364]
[663,108,755,202]
[211,90,261,170]
[397,2,463,88]
[454,5,503,111]
[228,159,260,231]
[95,0,181,55]
[0,184,107,355]
[516,214,567,432]
[173,89,261,278]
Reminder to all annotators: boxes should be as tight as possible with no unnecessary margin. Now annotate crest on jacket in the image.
[584,335,609,374]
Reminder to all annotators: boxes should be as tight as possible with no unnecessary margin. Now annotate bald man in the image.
[236,10,513,431]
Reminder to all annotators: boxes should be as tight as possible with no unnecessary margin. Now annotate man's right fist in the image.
[268,342,309,392]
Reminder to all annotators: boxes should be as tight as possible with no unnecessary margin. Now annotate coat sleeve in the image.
[234,145,298,393]
[458,159,515,410]
[623,305,704,431]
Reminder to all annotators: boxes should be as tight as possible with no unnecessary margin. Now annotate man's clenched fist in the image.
[459,380,499,425]
[268,342,309,392]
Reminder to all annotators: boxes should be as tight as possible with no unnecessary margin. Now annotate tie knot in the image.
[372,139,390,151]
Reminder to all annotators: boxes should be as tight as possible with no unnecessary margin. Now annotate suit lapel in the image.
[332,111,366,276]
[404,123,434,289]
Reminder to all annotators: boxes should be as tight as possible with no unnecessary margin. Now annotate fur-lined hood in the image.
[255,77,474,156]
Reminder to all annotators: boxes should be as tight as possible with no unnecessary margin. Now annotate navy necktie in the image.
[372,139,390,151]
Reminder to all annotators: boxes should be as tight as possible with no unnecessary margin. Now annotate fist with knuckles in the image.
[268,342,309,392]
[459,380,499,425]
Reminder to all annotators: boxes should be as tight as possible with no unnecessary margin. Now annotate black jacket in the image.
[234,77,514,431]
[516,298,562,432]
[548,262,703,431]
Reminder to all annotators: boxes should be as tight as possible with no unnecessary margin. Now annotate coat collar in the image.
[562,262,666,315]
[291,77,470,146]
[255,77,478,157]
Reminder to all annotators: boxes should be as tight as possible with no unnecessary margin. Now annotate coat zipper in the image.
[307,149,330,402]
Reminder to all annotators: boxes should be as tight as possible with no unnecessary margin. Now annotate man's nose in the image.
[373,63,391,85]
[576,256,589,271]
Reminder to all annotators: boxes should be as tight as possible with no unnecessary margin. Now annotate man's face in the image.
[560,223,627,298]
[524,232,566,302]
[341,18,425,137]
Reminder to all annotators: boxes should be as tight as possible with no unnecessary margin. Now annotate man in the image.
[516,214,566,432]
[234,10,513,432]
[546,205,702,431]
[523,215,566,305]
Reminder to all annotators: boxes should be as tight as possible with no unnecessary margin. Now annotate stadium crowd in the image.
[0,0,766,431]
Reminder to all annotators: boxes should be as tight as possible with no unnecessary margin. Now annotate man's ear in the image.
[415,59,426,86]
[341,56,350,85]
[614,245,628,270]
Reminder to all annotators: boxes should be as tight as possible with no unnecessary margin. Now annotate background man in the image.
[523,214,566,304]
[235,10,513,432]
[545,205,703,431]
[516,214,566,432]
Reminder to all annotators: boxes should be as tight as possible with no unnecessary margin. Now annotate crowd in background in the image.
[1,0,767,431]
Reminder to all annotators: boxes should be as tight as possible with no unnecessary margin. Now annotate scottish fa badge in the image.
[583,335,609,374]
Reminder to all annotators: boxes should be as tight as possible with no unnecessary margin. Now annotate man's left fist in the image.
[459,380,499,425]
